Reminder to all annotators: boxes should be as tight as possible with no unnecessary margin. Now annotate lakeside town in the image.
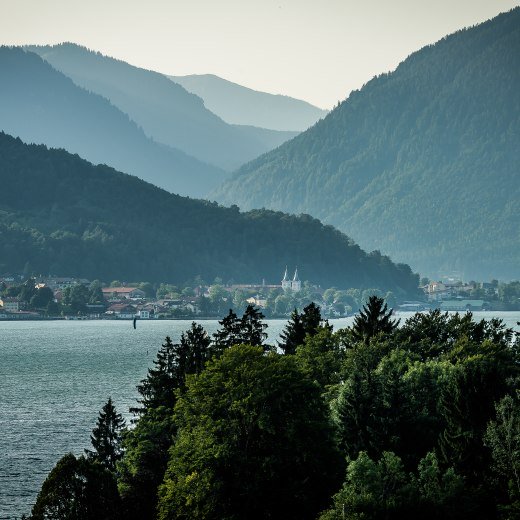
[1,268,519,320]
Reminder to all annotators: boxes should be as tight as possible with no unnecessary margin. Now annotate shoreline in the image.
[1,309,519,323]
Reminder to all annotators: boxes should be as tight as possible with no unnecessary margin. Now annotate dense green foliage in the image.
[118,309,273,520]
[213,8,520,280]
[30,454,121,520]
[0,131,419,294]
[158,345,342,520]
[25,43,297,172]
[118,326,213,520]
[0,46,225,198]
[29,302,520,519]
[485,393,520,517]
[320,451,466,520]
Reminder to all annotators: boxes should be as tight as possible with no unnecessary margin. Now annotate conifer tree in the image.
[279,308,305,355]
[85,397,125,472]
[279,302,328,354]
[351,295,399,343]
[301,301,323,333]
[179,322,212,375]
[212,309,241,354]
[132,336,181,413]
[239,304,268,349]
[212,305,268,353]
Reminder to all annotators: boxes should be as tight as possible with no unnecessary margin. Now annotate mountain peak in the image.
[210,8,520,280]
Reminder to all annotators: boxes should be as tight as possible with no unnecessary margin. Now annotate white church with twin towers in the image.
[281,267,302,292]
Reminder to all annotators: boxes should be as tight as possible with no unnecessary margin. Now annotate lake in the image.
[1,313,519,519]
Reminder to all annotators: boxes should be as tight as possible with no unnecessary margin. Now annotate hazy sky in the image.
[1,0,518,108]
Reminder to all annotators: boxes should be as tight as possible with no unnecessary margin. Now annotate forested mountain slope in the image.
[27,44,297,171]
[0,132,419,295]
[212,8,520,280]
[0,47,225,198]
[170,73,328,131]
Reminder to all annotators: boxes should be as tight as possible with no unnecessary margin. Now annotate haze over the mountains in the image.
[170,74,328,131]
[212,8,520,281]
[0,47,225,198]
[26,43,298,171]
[0,131,419,295]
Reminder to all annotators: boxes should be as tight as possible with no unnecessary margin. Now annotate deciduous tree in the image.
[30,454,121,520]
[158,345,342,520]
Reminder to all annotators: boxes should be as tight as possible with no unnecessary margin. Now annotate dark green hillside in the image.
[0,132,419,295]
[26,43,297,171]
[0,47,225,198]
[212,8,520,280]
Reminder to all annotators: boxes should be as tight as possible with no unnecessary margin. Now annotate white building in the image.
[281,267,302,292]
[282,267,291,290]
[0,297,21,312]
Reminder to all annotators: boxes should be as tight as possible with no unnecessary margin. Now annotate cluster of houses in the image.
[0,279,203,320]
[422,279,492,311]
[100,286,202,319]
[1,271,499,320]
[0,269,305,319]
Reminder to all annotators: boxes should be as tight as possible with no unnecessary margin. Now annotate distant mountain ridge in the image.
[212,8,520,280]
[26,43,298,171]
[170,74,328,131]
[0,131,419,295]
[0,46,225,198]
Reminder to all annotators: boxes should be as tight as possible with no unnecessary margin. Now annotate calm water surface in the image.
[1,313,518,519]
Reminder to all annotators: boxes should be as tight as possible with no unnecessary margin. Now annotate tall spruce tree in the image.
[279,308,305,355]
[239,304,268,350]
[132,336,181,413]
[85,397,125,472]
[212,308,241,354]
[351,295,399,343]
[279,302,328,354]
[180,322,212,375]
[301,302,323,333]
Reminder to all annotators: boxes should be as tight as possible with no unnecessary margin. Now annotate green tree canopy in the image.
[119,324,213,520]
[30,454,121,520]
[158,345,343,520]
[484,392,520,515]
[319,451,465,520]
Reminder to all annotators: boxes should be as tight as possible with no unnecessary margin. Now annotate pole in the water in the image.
[133,317,137,329]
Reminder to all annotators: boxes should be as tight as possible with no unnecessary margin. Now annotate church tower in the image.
[291,267,302,292]
[281,266,291,290]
